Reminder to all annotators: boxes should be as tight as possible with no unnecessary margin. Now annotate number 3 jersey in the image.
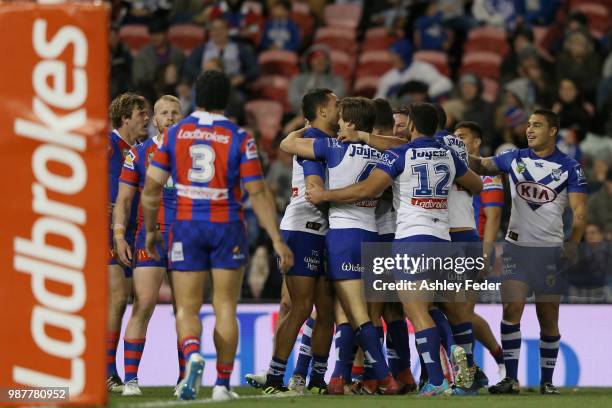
[119,135,176,232]
[493,147,587,244]
[151,111,263,222]
[313,139,383,232]
[377,137,467,240]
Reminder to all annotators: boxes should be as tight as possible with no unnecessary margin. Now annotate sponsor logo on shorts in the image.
[341,262,364,273]
[171,242,184,262]
[546,274,556,287]
[232,245,245,260]
[304,250,321,271]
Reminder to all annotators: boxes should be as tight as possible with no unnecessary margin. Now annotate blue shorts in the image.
[448,229,482,281]
[168,220,248,271]
[281,230,326,277]
[326,228,378,281]
[501,242,565,296]
[134,228,170,268]
[108,228,135,278]
[378,233,395,243]
[392,235,449,282]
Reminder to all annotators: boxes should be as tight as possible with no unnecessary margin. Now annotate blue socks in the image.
[501,321,521,380]
[267,356,288,384]
[331,323,355,382]
[386,319,411,377]
[293,317,315,378]
[356,322,389,380]
[540,334,560,385]
[429,309,454,358]
[451,322,475,367]
[415,327,445,386]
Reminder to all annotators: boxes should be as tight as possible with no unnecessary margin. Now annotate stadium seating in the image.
[168,24,205,55]
[329,49,355,88]
[323,3,362,30]
[292,2,314,44]
[250,75,290,111]
[464,25,509,56]
[467,26,507,41]
[314,26,358,54]
[245,100,284,151]
[258,49,300,77]
[355,50,394,78]
[460,51,502,80]
[413,50,450,76]
[574,2,610,38]
[352,76,380,98]
[119,24,150,54]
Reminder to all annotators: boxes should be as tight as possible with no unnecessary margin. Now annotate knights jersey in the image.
[150,111,263,222]
[377,137,467,240]
[493,148,587,245]
[434,130,475,229]
[313,139,383,232]
[473,175,504,239]
[119,135,177,232]
[108,130,138,230]
[279,127,329,235]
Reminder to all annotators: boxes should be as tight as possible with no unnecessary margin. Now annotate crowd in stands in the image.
[109,0,612,302]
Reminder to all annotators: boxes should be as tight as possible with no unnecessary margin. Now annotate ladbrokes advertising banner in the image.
[0,2,108,405]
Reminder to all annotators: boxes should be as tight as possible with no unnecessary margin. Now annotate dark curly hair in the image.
[195,70,231,111]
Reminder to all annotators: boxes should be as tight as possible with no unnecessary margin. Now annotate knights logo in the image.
[232,245,245,260]
[551,168,562,181]
[545,274,556,287]
[517,162,526,174]
[148,151,155,165]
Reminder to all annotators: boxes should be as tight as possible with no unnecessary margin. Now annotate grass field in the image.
[110,387,612,408]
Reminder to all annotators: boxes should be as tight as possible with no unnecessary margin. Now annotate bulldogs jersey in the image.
[473,175,504,239]
[434,130,475,229]
[493,148,587,244]
[313,139,383,232]
[151,111,263,222]
[280,127,329,235]
[119,135,176,232]
[377,137,467,240]
[109,130,138,229]
[376,188,396,235]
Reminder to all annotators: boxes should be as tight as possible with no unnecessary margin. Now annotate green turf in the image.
[110,387,612,408]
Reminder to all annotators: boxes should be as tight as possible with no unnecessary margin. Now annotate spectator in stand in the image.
[500,26,553,84]
[516,47,556,107]
[495,79,530,147]
[266,148,293,214]
[587,159,610,194]
[109,25,132,99]
[414,2,450,51]
[556,29,602,102]
[120,0,173,25]
[132,18,185,103]
[366,0,410,30]
[552,78,594,132]
[471,0,520,30]
[520,0,560,26]
[183,18,259,91]
[208,0,263,46]
[588,168,612,227]
[287,45,345,115]
[376,38,453,100]
[261,0,300,52]
[443,73,495,152]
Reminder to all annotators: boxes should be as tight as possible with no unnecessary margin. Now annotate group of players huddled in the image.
[105,70,588,401]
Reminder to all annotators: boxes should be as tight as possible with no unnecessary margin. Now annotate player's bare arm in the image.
[244,179,294,273]
[455,169,484,195]
[279,127,316,159]
[338,128,405,151]
[482,205,502,275]
[142,165,169,260]
[469,155,501,176]
[112,182,137,266]
[307,169,392,205]
[568,192,588,242]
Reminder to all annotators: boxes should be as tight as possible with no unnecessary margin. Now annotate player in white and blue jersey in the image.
[252,89,337,395]
[469,109,588,395]
[307,103,483,397]
[281,97,400,395]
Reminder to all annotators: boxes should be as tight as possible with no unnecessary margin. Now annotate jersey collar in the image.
[190,110,228,125]
[305,127,333,139]
[112,129,135,147]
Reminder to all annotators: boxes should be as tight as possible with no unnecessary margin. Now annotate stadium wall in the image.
[117,304,612,387]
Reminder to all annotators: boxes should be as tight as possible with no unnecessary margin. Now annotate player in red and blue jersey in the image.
[141,71,293,402]
[106,93,150,393]
[113,95,182,396]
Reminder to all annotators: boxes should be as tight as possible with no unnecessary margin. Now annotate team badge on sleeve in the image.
[246,139,258,160]
[123,150,136,170]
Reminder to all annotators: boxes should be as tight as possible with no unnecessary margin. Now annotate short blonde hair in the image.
[154,94,181,114]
